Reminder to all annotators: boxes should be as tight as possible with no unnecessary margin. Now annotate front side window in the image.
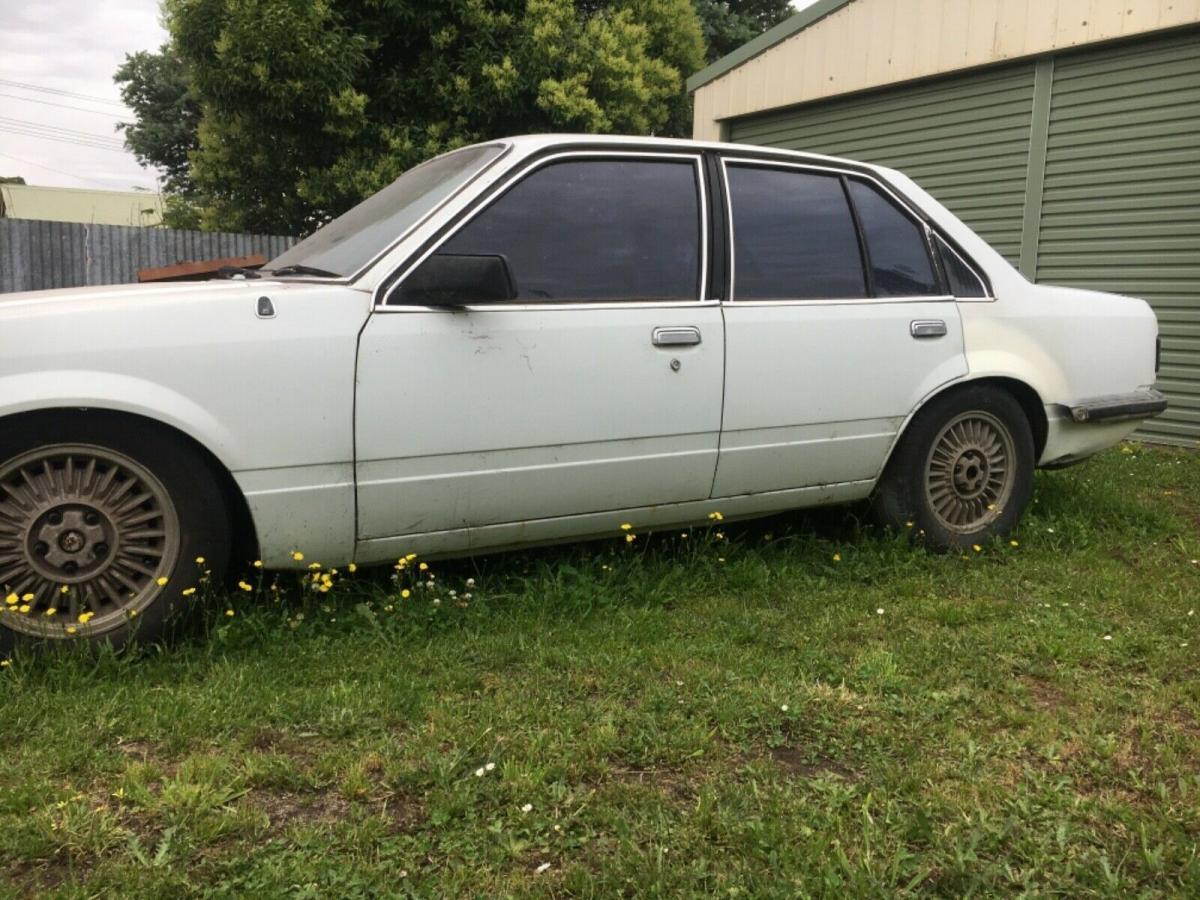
[726,164,866,300]
[397,157,702,303]
[845,179,939,297]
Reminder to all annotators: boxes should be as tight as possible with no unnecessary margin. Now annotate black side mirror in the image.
[395,253,516,306]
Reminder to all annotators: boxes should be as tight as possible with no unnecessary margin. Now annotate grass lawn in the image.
[1,443,1198,897]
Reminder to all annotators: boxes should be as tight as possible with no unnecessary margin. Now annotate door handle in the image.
[910,319,947,339]
[652,326,701,347]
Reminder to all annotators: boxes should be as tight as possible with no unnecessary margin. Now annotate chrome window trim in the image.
[933,233,994,303]
[720,155,985,305]
[373,150,711,312]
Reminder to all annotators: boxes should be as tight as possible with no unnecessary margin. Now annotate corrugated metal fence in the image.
[0,219,295,293]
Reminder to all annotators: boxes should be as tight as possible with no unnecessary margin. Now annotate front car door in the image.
[354,151,724,559]
[714,157,970,497]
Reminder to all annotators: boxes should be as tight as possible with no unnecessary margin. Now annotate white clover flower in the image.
[535,862,551,874]
[474,767,485,777]
[1103,635,1113,641]
[780,704,788,712]
[466,578,476,588]
[485,762,495,771]
[876,608,884,615]
[521,803,533,813]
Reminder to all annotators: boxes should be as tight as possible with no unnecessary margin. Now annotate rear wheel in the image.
[873,386,1034,550]
[0,415,230,652]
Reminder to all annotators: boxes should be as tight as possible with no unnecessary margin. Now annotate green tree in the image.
[114,45,203,228]
[695,0,793,62]
[159,0,704,234]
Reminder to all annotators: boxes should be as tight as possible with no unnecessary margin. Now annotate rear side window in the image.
[726,165,866,300]
[935,235,988,298]
[845,179,938,297]
[418,157,701,302]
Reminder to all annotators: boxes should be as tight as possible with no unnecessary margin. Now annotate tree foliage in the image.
[695,0,794,62]
[155,0,703,234]
[114,45,203,227]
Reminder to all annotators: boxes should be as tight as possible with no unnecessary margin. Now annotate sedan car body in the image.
[0,134,1165,647]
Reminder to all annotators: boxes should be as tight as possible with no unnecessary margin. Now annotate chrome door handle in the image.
[910,319,947,339]
[652,326,701,347]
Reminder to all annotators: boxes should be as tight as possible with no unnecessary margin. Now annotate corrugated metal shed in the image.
[700,1,1200,445]
[0,219,295,294]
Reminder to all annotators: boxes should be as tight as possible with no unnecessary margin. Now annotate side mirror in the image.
[395,253,516,306]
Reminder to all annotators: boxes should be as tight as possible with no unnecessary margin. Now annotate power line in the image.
[0,116,125,147]
[0,92,132,119]
[0,150,122,188]
[0,78,131,111]
[0,125,132,154]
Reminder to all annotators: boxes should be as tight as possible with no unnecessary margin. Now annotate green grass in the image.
[2,443,1199,897]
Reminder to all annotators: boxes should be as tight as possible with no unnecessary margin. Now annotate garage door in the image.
[728,62,1037,265]
[1036,29,1200,445]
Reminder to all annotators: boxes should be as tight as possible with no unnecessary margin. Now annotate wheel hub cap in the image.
[925,412,1016,534]
[0,445,180,637]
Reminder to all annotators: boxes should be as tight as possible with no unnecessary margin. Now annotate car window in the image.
[935,234,988,298]
[845,179,938,297]
[401,158,702,303]
[725,164,866,300]
[267,143,505,277]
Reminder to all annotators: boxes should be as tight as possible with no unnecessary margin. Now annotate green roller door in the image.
[728,62,1037,265]
[1036,29,1200,445]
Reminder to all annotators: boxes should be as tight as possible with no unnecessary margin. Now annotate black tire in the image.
[0,413,231,654]
[872,385,1035,551]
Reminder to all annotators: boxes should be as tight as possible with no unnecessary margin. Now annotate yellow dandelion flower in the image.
[405,553,417,562]
[620,523,633,531]
[128,609,138,618]
[225,609,235,617]
[318,584,330,593]
[972,544,983,553]
[18,605,30,614]
[291,551,304,562]
[625,533,636,543]
[308,562,322,570]
[78,611,94,624]
[155,577,168,586]
[347,563,357,573]
[182,588,196,597]
[44,608,57,617]
[66,625,77,635]
[905,521,914,528]
[237,581,253,592]
[832,553,841,562]
[0,659,10,668]
[400,589,411,599]
[5,593,17,606]
[59,585,70,595]
[418,562,429,571]
[195,556,205,565]
[253,560,263,568]
[22,593,34,602]
[1009,540,1019,547]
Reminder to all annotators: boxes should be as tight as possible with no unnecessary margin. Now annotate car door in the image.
[713,158,969,496]
[355,152,724,550]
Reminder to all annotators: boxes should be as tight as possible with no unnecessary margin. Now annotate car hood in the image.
[0,278,360,318]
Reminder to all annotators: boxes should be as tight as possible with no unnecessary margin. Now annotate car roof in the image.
[497,133,893,178]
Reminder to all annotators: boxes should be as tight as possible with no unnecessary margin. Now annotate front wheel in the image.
[0,415,231,652]
[872,386,1035,551]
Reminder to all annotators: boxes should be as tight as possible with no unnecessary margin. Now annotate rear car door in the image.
[355,152,724,549]
[714,158,969,495]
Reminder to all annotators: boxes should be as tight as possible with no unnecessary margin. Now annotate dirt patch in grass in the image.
[251,786,423,836]
[769,746,859,781]
[1020,676,1070,711]
[3,856,86,898]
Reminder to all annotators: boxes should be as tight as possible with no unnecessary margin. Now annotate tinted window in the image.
[404,158,701,302]
[846,179,938,296]
[727,165,866,300]
[935,235,988,298]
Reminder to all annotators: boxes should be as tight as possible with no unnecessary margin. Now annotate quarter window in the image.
[845,179,939,297]
[399,158,702,303]
[935,235,988,298]
[726,165,866,300]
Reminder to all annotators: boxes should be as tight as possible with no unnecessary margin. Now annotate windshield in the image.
[266,143,506,277]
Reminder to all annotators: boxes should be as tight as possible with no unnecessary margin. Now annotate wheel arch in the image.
[0,407,260,565]
[879,376,1049,482]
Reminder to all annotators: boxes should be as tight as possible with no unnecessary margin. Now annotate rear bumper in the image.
[1068,389,1167,424]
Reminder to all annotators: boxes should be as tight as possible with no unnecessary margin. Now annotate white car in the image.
[0,134,1165,648]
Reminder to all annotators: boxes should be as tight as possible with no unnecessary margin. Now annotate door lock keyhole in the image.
[670,358,681,372]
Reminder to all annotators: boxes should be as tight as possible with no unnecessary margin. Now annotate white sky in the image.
[0,0,819,193]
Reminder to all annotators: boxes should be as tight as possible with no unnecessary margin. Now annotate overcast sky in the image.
[1,0,818,194]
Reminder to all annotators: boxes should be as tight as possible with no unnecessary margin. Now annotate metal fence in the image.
[0,218,296,293]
